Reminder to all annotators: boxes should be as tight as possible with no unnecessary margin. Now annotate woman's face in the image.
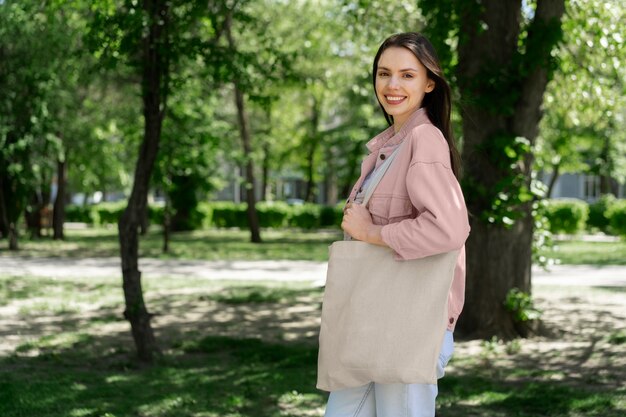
[375,47,434,129]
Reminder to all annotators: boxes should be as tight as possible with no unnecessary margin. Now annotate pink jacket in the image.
[346,107,470,331]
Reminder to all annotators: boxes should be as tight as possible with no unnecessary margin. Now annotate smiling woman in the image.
[319,32,470,417]
[374,48,435,131]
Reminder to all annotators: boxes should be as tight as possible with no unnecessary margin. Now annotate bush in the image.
[257,202,290,228]
[211,202,248,228]
[64,200,346,230]
[587,194,617,233]
[92,202,126,226]
[320,205,343,227]
[288,204,321,229]
[65,205,91,223]
[542,199,588,234]
[607,199,626,237]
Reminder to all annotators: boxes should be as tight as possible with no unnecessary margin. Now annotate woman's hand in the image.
[342,203,385,246]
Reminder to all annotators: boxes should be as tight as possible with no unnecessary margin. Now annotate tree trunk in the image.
[546,162,560,198]
[304,96,321,203]
[53,158,67,240]
[8,222,18,250]
[162,194,171,253]
[1,174,20,250]
[226,19,261,243]
[456,0,565,338]
[0,175,9,238]
[25,192,44,239]
[325,145,338,206]
[117,0,169,362]
[261,140,270,202]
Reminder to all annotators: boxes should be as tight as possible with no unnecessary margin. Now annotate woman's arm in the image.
[380,126,470,260]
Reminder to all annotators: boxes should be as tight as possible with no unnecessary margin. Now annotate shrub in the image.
[211,202,248,228]
[607,199,626,237]
[542,199,588,234]
[93,202,126,226]
[288,204,320,229]
[320,205,343,227]
[257,202,290,228]
[587,194,617,233]
[504,288,542,322]
[65,205,91,223]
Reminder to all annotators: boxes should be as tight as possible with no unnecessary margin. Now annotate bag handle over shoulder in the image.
[361,139,407,206]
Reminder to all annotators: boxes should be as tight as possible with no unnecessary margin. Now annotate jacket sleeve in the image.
[380,125,470,260]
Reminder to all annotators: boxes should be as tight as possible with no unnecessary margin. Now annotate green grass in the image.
[538,239,626,266]
[2,332,624,417]
[2,227,626,265]
[1,336,325,417]
[0,227,342,261]
[2,274,625,417]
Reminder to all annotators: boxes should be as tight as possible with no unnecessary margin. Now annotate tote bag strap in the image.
[361,139,407,206]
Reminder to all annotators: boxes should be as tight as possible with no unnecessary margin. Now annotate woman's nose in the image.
[387,75,400,89]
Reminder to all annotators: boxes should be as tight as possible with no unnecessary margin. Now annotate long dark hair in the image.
[372,32,462,179]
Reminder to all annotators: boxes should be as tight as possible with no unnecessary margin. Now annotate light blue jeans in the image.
[324,330,454,417]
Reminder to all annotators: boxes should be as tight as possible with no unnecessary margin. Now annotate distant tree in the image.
[0,0,67,248]
[536,0,626,197]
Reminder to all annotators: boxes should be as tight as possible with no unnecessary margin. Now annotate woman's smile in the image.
[384,95,407,104]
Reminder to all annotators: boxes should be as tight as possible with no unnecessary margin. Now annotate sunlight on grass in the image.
[539,240,626,265]
[0,227,342,261]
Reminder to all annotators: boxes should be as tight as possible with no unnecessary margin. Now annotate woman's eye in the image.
[378,72,388,77]
[403,73,414,78]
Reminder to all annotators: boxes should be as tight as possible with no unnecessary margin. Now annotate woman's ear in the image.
[425,78,435,93]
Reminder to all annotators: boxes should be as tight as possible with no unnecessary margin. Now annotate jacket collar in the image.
[366,107,432,152]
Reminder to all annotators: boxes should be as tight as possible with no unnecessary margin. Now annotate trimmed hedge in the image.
[607,199,626,237]
[587,194,617,233]
[542,199,589,234]
[66,201,344,230]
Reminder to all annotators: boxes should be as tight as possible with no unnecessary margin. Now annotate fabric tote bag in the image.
[316,141,459,392]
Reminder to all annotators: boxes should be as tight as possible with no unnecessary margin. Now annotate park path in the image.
[1,256,625,287]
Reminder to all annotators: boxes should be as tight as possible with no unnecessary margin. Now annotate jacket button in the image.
[380,154,386,160]
[449,318,454,324]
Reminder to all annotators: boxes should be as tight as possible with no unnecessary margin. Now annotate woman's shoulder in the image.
[406,123,450,166]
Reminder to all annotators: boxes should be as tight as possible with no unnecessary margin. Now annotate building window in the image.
[583,175,601,201]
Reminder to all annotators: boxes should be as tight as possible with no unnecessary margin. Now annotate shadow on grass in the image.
[1,334,326,417]
[439,375,623,417]
[2,328,624,417]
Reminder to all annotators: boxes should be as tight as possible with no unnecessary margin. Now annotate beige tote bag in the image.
[317,141,459,392]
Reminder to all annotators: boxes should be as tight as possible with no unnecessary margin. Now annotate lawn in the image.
[0,227,343,262]
[540,239,626,265]
[1,272,625,417]
[1,226,626,265]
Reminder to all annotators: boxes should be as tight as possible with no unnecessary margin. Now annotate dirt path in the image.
[2,256,625,286]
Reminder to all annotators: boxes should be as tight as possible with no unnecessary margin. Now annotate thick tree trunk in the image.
[226,20,261,243]
[53,158,66,240]
[118,0,169,362]
[456,0,565,338]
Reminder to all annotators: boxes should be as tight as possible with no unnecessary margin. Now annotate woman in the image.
[324,32,470,417]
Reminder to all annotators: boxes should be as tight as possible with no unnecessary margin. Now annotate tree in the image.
[536,0,626,197]
[89,0,176,362]
[0,0,67,248]
[422,0,566,337]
